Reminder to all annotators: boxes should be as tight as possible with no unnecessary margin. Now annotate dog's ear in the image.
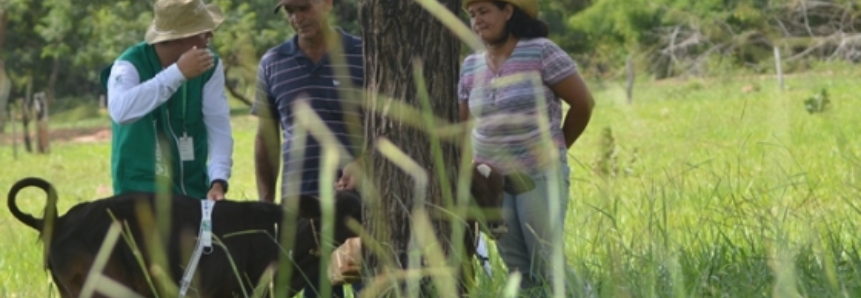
[252,202,284,223]
[298,195,322,218]
[335,190,363,222]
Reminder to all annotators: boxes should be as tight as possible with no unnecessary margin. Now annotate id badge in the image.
[179,134,195,161]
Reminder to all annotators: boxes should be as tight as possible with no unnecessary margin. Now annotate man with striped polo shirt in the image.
[251,0,364,297]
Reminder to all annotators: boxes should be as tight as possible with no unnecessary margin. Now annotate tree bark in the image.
[47,53,60,104]
[0,9,7,51]
[359,0,463,296]
[0,10,8,133]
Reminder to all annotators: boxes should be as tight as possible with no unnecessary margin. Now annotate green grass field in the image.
[1,63,860,297]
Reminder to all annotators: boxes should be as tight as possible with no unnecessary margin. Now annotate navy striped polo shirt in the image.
[251,29,365,196]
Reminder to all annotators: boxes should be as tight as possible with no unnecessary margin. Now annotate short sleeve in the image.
[541,40,577,86]
[457,56,475,103]
[249,60,279,120]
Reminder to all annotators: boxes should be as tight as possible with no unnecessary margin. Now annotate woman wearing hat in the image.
[100,0,233,201]
[458,0,595,296]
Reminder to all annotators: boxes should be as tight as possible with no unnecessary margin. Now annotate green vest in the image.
[99,42,217,199]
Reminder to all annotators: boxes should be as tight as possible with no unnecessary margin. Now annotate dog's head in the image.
[470,162,507,240]
[298,189,363,246]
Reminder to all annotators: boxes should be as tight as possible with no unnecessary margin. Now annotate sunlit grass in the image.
[564,67,861,297]
[2,65,861,297]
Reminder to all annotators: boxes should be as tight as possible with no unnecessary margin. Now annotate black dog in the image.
[278,189,364,297]
[7,177,362,298]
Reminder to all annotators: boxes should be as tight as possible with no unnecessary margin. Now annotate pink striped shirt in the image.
[457,38,577,175]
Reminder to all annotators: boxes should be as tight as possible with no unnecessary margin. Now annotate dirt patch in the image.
[71,129,112,143]
[0,126,112,146]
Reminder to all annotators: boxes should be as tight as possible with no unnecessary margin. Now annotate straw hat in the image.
[144,0,224,44]
[462,0,539,19]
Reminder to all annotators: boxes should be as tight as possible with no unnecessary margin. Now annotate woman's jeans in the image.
[495,163,574,297]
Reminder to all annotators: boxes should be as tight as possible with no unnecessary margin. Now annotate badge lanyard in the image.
[181,83,188,135]
[177,84,195,162]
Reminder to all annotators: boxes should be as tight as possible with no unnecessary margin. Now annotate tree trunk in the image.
[0,10,7,132]
[359,0,463,296]
[47,54,60,104]
[0,9,7,51]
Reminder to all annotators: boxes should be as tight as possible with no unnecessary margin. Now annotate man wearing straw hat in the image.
[100,0,233,201]
[252,0,365,297]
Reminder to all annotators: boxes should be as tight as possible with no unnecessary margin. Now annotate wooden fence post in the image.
[22,81,32,153]
[774,46,784,91]
[0,59,9,133]
[11,99,17,159]
[34,92,49,154]
[626,56,635,104]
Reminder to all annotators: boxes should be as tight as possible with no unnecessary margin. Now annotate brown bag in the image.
[327,237,363,285]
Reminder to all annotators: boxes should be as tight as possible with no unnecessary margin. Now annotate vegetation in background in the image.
[2,0,858,111]
[569,0,861,79]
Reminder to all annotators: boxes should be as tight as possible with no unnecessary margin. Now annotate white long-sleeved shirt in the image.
[106,60,233,185]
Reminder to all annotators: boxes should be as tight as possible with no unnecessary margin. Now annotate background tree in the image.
[358,0,465,296]
[569,0,861,79]
[1,0,295,110]
[2,0,859,148]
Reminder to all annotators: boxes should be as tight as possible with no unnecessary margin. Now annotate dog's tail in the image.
[7,177,59,232]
